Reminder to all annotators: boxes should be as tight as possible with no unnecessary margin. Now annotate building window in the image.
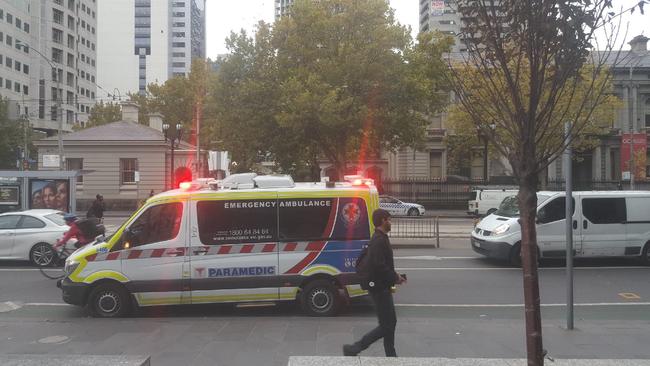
[53,9,63,25]
[5,57,12,68]
[23,23,29,33]
[23,64,28,74]
[430,151,442,179]
[173,2,186,7]
[172,22,185,27]
[172,42,185,48]
[6,35,12,46]
[172,52,185,57]
[120,158,138,184]
[23,85,28,95]
[67,15,74,30]
[14,82,20,93]
[173,32,185,38]
[52,48,63,63]
[52,28,64,44]
[4,79,10,89]
[14,61,20,71]
[6,13,12,24]
[15,18,21,29]
[172,62,185,68]
[172,12,185,17]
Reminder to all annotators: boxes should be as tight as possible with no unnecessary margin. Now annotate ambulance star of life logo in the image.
[342,202,361,225]
[195,267,206,277]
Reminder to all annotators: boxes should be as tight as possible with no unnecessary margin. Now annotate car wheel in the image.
[30,243,55,267]
[300,279,340,317]
[88,283,131,318]
[407,208,418,216]
[641,242,650,266]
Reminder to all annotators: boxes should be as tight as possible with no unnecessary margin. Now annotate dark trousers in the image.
[354,289,397,357]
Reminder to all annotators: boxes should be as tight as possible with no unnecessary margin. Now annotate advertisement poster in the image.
[29,179,70,212]
[621,133,647,180]
[0,186,19,205]
[431,0,445,16]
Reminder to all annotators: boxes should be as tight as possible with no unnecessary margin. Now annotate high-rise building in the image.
[0,0,97,133]
[419,0,464,52]
[275,0,294,19]
[98,0,206,98]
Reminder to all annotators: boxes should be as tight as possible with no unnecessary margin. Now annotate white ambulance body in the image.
[59,174,378,317]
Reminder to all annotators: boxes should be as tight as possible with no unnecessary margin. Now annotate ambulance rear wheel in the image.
[300,279,340,317]
[88,283,131,318]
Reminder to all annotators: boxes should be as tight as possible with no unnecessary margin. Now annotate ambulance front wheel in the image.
[300,279,341,317]
[87,282,131,318]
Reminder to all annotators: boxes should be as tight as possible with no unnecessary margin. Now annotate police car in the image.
[379,195,425,216]
[58,174,378,317]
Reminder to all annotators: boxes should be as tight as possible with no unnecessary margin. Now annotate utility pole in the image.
[564,122,574,330]
[629,64,635,190]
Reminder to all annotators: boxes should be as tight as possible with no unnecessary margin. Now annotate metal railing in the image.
[389,216,440,247]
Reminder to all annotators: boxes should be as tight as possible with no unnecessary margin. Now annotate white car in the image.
[0,209,69,266]
[379,195,425,216]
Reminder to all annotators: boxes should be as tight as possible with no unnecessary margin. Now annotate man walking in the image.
[343,208,406,357]
[86,194,106,222]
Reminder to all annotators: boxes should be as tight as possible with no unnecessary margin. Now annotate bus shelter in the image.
[0,171,88,214]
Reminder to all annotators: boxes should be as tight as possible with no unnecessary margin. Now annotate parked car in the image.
[0,209,69,266]
[379,195,425,216]
[468,188,518,216]
[471,191,650,266]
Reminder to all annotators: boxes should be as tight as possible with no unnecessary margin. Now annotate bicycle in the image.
[39,242,76,280]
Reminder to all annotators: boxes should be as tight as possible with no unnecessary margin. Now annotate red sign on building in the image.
[621,133,647,180]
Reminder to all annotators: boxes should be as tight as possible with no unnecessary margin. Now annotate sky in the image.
[205,0,648,59]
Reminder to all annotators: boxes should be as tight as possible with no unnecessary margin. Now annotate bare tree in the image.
[446,0,647,364]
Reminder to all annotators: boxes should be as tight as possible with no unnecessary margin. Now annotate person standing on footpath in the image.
[343,208,406,358]
[86,194,106,223]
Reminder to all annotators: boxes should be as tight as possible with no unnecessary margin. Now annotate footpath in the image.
[289,357,650,366]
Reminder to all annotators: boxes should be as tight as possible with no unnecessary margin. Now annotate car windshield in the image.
[44,212,66,226]
[495,194,552,217]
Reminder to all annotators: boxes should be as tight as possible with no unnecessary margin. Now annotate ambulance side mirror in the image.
[120,228,135,250]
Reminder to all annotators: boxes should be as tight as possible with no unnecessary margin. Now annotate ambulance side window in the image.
[126,202,183,248]
[197,200,278,245]
[279,198,334,241]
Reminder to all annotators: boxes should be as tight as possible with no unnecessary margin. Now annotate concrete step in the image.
[0,355,150,366]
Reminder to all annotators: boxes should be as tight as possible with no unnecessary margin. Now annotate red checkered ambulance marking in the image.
[87,242,324,262]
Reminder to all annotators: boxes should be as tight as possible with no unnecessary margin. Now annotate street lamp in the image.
[16,40,64,170]
[163,123,183,190]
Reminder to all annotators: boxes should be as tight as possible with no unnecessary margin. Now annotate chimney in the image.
[148,112,164,131]
[629,35,649,53]
[121,101,140,123]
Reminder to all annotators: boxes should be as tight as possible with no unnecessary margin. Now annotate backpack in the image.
[76,218,105,240]
[355,246,374,291]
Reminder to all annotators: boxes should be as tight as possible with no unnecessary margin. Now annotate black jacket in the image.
[366,229,399,291]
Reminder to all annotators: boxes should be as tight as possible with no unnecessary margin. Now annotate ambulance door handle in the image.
[193,247,208,255]
[168,249,185,257]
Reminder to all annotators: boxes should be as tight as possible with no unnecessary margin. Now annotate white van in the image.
[468,188,518,216]
[471,191,650,265]
[58,174,378,317]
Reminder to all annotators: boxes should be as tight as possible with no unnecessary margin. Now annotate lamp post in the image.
[163,123,183,190]
[477,123,496,182]
[16,40,64,170]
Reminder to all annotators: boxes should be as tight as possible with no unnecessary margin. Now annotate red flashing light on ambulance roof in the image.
[343,175,374,187]
[179,181,193,190]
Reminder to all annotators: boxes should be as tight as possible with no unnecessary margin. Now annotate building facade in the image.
[0,0,97,133]
[419,0,464,52]
[549,35,650,184]
[275,0,294,19]
[34,102,206,210]
[98,0,206,97]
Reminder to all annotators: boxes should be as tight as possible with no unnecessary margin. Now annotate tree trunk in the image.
[518,170,544,366]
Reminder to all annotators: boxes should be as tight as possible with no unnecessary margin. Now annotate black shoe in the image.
[343,344,359,356]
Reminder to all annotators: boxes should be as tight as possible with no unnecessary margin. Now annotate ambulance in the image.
[58,173,378,317]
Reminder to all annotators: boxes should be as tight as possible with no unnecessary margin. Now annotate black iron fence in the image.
[382,178,650,209]
[389,217,440,246]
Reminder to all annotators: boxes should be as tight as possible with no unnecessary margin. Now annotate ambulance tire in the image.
[87,282,131,318]
[300,279,340,317]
